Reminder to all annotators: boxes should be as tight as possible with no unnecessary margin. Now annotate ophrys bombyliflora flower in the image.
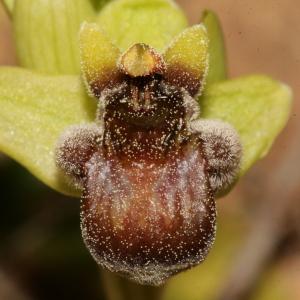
[56,23,242,285]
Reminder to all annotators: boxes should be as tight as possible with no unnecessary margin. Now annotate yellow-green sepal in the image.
[201,75,292,177]
[0,67,96,196]
[96,0,188,52]
[13,0,95,75]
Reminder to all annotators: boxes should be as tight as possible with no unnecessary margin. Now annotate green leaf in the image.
[1,0,14,16]
[0,69,291,197]
[13,0,95,75]
[200,75,292,177]
[202,10,227,85]
[96,0,188,52]
[0,67,96,196]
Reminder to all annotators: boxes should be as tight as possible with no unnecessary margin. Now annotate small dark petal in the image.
[163,25,209,97]
[56,124,102,185]
[190,120,242,193]
[165,64,203,97]
[80,23,125,99]
[90,69,125,99]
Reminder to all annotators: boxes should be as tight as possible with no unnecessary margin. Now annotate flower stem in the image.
[101,270,163,300]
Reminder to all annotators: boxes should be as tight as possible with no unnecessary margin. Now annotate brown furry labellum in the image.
[56,23,242,286]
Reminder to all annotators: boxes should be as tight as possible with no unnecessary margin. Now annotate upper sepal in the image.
[96,0,188,52]
[163,24,209,97]
[79,22,124,98]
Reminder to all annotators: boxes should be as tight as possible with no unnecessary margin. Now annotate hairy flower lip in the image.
[80,139,218,286]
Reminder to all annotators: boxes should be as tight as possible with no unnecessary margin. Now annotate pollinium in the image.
[56,23,242,286]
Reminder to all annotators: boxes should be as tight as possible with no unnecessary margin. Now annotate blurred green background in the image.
[0,1,299,300]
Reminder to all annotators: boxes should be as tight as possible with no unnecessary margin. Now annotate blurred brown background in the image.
[0,1,299,300]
